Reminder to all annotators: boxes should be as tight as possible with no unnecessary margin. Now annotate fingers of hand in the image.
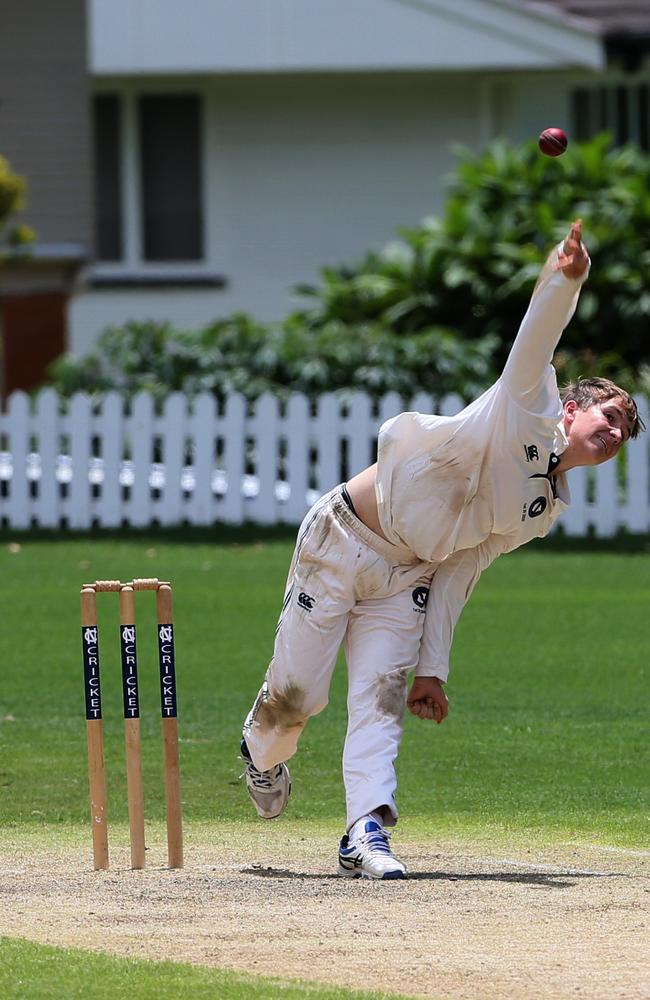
[555,241,587,276]
[561,220,585,265]
[408,699,430,719]
[553,252,574,272]
[408,696,446,723]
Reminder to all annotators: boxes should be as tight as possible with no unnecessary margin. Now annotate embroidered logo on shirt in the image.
[297,592,315,611]
[528,496,547,518]
[524,444,540,462]
[412,587,429,613]
[521,495,548,521]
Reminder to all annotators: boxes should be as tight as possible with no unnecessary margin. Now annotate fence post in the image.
[97,392,124,528]
[130,392,154,528]
[314,393,339,495]
[247,393,278,524]
[158,393,187,527]
[345,393,373,480]
[284,393,309,524]
[68,393,92,529]
[220,393,245,524]
[5,392,30,529]
[624,397,649,533]
[34,389,60,528]
[592,458,619,538]
[189,393,215,526]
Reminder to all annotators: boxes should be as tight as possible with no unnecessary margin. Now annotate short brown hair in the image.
[559,377,645,439]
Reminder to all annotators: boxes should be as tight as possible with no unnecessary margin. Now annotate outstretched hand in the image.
[407,676,449,724]
[553,219,589,279]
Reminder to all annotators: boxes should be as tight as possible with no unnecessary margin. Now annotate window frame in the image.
[571,72,650,151]
[91,83,215,280]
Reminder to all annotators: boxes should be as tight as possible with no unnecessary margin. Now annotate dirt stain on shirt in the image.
[256,682,307,733]
[376,669,409,719]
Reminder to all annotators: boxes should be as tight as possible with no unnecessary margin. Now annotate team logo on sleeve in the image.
[412,587,429,613]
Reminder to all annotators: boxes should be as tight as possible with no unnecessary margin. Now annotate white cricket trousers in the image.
[243,487,433,830]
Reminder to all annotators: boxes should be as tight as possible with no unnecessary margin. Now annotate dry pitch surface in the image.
[1,826,649,1000]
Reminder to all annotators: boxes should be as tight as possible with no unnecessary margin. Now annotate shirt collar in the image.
[554,417,569,457]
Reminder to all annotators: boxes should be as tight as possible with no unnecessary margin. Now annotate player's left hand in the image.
[554,218,589,279]
[407,676,449,724]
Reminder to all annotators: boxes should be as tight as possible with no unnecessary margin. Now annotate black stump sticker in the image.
[81,625,102,720]
[158,623,178,718]
[120,624,140,719]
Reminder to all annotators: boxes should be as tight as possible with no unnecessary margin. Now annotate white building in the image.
[4,1,650,383]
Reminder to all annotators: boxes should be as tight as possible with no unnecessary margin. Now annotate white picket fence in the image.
[0,389,648,535]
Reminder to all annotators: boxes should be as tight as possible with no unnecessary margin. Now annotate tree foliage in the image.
[0,155,35,252]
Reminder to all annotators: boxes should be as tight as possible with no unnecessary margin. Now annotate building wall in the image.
[488,71,581,143]
[490,67,650,152]
[0,0,92,249]
[89,0,602,74]
[70,71,492,353]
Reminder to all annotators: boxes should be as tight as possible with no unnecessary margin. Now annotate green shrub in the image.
[296,134,650,379]
[49,314,497,403]
[49,135,648,401]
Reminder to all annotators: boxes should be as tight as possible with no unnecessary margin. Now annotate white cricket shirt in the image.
[374,246,589,680]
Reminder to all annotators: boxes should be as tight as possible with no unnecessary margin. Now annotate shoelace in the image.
[241,757,283,790]
[358,828,392,856]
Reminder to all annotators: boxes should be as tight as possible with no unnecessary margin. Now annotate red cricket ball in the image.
[538,127,568,157]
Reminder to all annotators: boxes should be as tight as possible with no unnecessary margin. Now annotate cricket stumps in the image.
[80,577,183,871]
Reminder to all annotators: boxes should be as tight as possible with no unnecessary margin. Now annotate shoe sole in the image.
[337,864,407,880]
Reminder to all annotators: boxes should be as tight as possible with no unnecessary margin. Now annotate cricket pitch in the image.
[1,825,648,999]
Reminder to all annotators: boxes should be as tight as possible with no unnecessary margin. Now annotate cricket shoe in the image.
[240,738,291,820]
[338,820,407,880]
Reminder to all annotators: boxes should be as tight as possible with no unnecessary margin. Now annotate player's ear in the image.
[563,399,579,427]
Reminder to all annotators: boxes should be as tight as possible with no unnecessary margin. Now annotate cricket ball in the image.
[538,127,568,157]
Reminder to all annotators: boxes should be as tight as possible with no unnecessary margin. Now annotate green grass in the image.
[0,529,648,845]
[0,533,650,844]
[0,937,417,1000]
[1,529,648,994]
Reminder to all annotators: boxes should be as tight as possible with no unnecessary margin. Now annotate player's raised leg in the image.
[241,492,355,818]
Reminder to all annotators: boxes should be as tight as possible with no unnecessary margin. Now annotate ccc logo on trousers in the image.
[412,587,429,612]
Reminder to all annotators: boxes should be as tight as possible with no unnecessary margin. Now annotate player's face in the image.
[564,397,631,466]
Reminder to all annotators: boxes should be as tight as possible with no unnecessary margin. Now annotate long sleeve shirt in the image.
[374,245,589,680]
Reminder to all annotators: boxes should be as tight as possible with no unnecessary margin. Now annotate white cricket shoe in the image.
[240,739,291,820]
[338,820,407,880]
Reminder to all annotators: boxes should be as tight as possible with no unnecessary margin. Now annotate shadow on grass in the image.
[242,867,626,888]
[2,524,650,553]
[1,523,299,546]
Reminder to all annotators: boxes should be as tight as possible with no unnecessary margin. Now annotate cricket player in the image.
[240,220,644,879]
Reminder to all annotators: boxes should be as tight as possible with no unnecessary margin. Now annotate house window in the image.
[139,96,203,261]
[94,95,123,260]
[93,92,204,264]
[572,83,650,150]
